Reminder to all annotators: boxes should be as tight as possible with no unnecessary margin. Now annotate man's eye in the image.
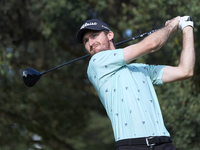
[93,33,98,38]
[83,39,88,44]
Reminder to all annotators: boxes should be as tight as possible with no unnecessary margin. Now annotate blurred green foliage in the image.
[0,0,200,150]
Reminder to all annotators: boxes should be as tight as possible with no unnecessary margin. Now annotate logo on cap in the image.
[80,22,97,29]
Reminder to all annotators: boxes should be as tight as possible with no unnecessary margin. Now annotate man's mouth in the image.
[91,44,99,51]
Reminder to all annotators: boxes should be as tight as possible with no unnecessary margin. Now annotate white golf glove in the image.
[179,16,194,30]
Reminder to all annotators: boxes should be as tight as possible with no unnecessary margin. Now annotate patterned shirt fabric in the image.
[87,49,170,141]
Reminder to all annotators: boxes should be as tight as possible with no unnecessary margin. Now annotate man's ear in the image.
[107,31,114,41]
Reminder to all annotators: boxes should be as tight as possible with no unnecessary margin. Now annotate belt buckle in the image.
[146,137,156,148]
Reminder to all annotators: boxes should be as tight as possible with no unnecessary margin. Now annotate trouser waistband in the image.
[115,136,172,148]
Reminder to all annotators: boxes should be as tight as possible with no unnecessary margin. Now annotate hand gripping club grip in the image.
[179,16,194,30]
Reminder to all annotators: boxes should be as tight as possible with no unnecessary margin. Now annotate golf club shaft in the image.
[41,28,160,75]
[41,54,90,75]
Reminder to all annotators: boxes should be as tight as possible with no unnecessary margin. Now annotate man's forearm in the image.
[146,25,174,52]
[123,17,179,63]
[143,16,179,53]
[179,27,195,76]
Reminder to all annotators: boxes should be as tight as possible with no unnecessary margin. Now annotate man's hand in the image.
[178,16,194,30]
[165,16,180,33]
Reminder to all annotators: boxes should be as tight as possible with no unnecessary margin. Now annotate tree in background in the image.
[0,0,200,150]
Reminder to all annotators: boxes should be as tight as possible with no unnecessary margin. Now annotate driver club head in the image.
[22,68,42,87]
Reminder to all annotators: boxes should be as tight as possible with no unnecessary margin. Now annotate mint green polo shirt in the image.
[87,49,170,141]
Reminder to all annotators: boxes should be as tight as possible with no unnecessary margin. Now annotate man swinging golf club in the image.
[76,16,195,150]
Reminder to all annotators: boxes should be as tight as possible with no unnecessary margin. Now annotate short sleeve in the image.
[147,65,165,85]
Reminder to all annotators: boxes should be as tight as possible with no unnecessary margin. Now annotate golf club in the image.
[22,28,159,87]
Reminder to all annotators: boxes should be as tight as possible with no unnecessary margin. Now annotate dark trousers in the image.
[116,143,176,150]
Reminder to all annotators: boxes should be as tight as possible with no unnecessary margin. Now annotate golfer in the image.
[76,16,195,150]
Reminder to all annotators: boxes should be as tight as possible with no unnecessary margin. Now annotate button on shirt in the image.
[87,49,170,141]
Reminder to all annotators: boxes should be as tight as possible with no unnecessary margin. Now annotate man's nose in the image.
[88,38,95,46]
